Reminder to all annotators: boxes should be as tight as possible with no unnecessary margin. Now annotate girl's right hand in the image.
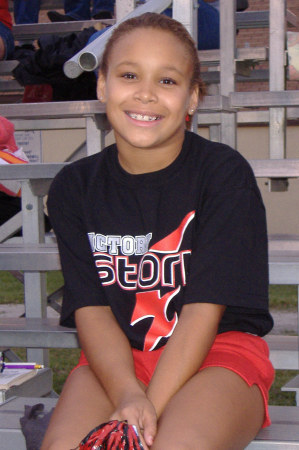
[109,391,157,448]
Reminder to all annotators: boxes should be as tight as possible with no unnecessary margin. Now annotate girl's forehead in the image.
[109,28,189,62]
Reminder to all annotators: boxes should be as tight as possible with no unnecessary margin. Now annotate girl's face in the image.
[98,27,199,160]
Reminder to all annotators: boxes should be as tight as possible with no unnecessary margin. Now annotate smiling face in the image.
[97,27,199,172]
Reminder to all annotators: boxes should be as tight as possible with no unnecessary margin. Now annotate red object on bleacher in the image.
[22,84,53,103]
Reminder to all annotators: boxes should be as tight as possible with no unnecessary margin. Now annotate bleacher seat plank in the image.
[0,101,105,120]
[0,80,23,92]
[264,335,298,370]
[269,235,299,250]
[249,159,299,178]
[282,374,299,394]
[235,10,297,29]
[0,400,298,450]
[0,159,298,181]
[269,255,299,285]
[230,90,299,108]
[0,368,53,403]
[0,318,79,348]
[12,19,115,41]
[0,60,19,75]
[0,162,65,179]
[199,47,268,66]
[0,245,60,271]
[246,406,299,449]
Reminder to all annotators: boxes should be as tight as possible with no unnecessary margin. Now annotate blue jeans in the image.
[0,22,14,59]
[164,0,219,50]
[14,0,41,24]
[64,0,114,20]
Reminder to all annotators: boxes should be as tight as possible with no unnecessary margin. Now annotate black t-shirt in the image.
[48,131,273,351]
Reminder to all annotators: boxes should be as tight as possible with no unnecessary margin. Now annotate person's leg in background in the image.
[91,0,114,19]
[13,0,41,48]
[162,0,219,50]
[64,0,91,20]
[48,0,114,22]
[14,0,41,24]
[196,0,220,50]
[0,22,14,60]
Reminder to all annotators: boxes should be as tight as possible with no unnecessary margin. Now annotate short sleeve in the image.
[47,166,108,328]
[183,162,268,310]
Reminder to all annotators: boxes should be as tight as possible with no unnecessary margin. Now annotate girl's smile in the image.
[97,28,199,173]
[125,110,163,126]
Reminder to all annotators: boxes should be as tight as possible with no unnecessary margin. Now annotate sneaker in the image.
[92,11,113,20]
[47,11,77,22]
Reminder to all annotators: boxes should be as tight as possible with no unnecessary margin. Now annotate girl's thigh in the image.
[41,366,114,450]
[152,366,265,450]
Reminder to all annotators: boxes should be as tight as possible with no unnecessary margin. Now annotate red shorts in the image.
[73,331,274,428]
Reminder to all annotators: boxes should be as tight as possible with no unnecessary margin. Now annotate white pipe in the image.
[63,0,172,79]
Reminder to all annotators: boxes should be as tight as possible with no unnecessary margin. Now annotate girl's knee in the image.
[152,443,210,450]
[152,436,211,450]
[41,438,77,450]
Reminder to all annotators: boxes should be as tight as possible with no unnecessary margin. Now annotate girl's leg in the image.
[0,37,4,61]
[41,366,114,450]
[0,23,15,60]
[152,367,265,450]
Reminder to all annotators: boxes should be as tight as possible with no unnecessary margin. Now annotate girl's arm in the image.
[75,305,157,446]
[146,302,225,418]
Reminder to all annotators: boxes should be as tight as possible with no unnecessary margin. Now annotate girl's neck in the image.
[117,146,182,175]
[115,135,185,175]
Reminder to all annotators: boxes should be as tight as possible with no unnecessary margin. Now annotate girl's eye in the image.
[160,78,176,85]
[122,73,136,80]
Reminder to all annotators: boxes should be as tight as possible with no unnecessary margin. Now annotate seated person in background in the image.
[0,0,14,60]
[0,116,51,235]
[158,0,249,51]
[48,0,114,22]
[163,0,249,50]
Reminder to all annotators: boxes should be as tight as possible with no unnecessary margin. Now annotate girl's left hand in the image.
[109,391,157,448]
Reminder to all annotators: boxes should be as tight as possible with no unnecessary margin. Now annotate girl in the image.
[42,12,274,450]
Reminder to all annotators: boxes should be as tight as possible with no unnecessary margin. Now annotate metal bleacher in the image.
[1,0,299,448]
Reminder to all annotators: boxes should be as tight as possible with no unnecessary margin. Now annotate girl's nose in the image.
[134,80,157,103]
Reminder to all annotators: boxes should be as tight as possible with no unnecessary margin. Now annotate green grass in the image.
[0,271,64,304]
[1,273,299,402]
[0,272,24,303]
[50,349,81,393]
[269,285,298,311]
[269,370,296,406]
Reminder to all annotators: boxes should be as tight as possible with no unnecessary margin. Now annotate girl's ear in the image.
[97,71,107,102]
[188,85,199,115]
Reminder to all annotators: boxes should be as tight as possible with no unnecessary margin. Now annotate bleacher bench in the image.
[0,398,299,449]
[0,160,299,450]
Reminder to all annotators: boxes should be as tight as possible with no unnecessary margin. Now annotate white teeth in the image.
[128,112,159,121]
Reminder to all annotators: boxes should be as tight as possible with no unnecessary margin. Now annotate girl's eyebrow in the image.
[115,61,139,68]
[115,61,184,76]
